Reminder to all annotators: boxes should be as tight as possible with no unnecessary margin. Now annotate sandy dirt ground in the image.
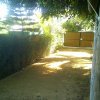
[0,47,93,100]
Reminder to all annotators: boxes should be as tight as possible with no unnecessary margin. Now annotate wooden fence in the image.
[64,32,94,47]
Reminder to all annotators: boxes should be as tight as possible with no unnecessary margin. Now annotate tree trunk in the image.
[90,7,100,100]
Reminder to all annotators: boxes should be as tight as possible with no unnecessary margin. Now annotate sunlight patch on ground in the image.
[32,49,92,74]
[83,71,90,76]
[45,61,70,70]
[56,51,92,57]
[73,63,92,69]
[33,62,46,66]
[77,59,92,63]
[42,60,70,74]
[46,54,67,58]
[32,59,70,74]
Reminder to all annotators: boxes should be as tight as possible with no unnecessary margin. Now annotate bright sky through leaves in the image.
[0,3,8,19]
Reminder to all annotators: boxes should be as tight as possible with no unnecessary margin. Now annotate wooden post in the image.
[90,6,100,100]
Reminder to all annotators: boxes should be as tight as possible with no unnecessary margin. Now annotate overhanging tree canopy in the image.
[0,0,97,33]
[1,0,100,15]
[1,0,95,18]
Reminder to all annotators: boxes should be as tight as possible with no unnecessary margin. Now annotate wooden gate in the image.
[64,32,94,47]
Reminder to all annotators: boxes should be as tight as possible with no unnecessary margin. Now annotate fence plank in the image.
[64,32,80,39]
[64,32,94,47]
[81,32,94,41]
[64,40,80,47]
[80,40,93,47]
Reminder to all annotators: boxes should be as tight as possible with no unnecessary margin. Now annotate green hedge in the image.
[0,33,52,79]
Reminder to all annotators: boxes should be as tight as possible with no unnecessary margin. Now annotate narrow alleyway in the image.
[0,47,93,100]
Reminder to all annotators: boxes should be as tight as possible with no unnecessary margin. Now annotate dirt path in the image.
[0,47,93,100]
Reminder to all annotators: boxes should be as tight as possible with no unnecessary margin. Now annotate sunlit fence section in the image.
[0,33,52,79]
[64,32,94,47]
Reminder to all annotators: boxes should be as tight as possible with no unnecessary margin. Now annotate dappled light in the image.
[83,71,90,76]
[0,0,96,99]
[72,59,92,69]
[45,61,70,70]
[48,54,67,58]
[33,60,70,73]
[0,47,92,100]
[32,48,92,75]
[32,62,46,66]
[73,63,92,69]
[56,51,92,58]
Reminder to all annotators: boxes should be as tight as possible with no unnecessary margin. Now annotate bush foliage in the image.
[62,16,94,32]
[0,33,52,79]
